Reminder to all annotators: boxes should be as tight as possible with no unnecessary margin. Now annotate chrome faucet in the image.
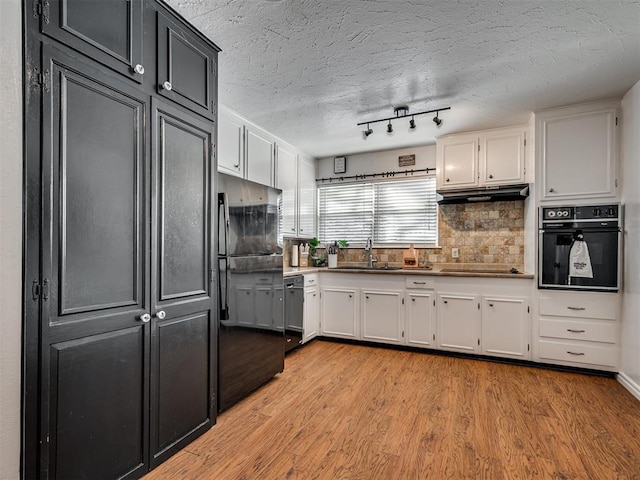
[365,237,377,267]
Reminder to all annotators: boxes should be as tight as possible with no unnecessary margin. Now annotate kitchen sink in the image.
[334,266,402,271]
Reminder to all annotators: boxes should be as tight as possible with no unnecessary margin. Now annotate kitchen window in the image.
[317,176,438,245]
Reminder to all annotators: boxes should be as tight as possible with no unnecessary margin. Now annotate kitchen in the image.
[1,1,640,479]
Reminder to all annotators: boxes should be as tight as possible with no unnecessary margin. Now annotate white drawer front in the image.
[539,318,617,343]
[304,274,318,287]
[405,276,435,289]
[538,339,618,368]
[539,294,617,320]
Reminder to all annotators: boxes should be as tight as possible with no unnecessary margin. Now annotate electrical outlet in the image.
[452,247,459,259]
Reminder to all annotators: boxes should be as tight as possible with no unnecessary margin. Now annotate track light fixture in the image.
[358,105,450,139]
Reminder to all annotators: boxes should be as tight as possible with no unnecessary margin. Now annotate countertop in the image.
[285,264,534,279]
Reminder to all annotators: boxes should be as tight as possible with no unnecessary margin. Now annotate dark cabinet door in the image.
[40,45,150,479]
[40,0,144,83]
[149,98,217,467]
[156,11,218,118]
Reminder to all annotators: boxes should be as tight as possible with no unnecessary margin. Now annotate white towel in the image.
[569,240,593,278]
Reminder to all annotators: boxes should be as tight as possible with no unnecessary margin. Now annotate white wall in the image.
[316,145,436,180]
[0,0,23,478]
[619,80,640,399]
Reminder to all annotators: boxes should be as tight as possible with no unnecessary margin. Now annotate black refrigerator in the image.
[217,173,285,411]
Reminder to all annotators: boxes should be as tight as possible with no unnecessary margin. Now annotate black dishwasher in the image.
[284,275,304,352]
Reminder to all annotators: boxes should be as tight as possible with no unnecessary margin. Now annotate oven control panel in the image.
[542,204,619,221]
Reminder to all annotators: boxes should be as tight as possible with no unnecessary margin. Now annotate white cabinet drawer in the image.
[539,318,617,343]
[538,339,618,368]
[405,276,435,289]
[539,294,618,320]
[304,274,318,287]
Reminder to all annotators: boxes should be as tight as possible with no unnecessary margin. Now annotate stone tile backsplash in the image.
[284,200,525,267]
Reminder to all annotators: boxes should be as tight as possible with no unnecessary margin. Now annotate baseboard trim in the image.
[316,336,616,378]
[617,372,640,401]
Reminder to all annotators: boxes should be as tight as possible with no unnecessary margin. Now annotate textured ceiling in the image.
[167,0,640,158]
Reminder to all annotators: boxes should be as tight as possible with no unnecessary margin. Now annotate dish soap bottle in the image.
[403,243,418,269]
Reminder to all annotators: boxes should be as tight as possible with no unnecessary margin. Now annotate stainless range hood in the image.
[436,184,529,205]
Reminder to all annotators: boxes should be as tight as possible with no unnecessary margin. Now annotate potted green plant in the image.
[309,237,325,267]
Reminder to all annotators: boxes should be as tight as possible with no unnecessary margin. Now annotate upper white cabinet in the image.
[246,125,275,187]
[276,148,317,239]
[480,127,526,186]
[297,154,317,238]
[536,100,619,202]
[276,142,298,235]
[436,126,527,190]
[218,107,245,177]
[217,105,276,187]
[436,133,479,189]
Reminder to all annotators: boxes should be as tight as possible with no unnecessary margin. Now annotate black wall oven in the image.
[539,204,621,292]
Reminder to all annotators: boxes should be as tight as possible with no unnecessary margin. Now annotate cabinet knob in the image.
[155,310,166,319]
[291,228,296,231]
[489,303,494,307]
[133,64,145,75]
[313,293,316,297]
[161,81,173,91]
[233,163,240,168]
[488,174,493,179]
[366,295,369,299]
[443,300,448,304]
[348,294,352,298]
[412,298,415,302]
[138,313,151,323]
[446,178,450,182]
[549,188,555,193]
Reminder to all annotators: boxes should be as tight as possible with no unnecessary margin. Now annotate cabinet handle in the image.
[155,311,166,320]
[549,188,555,193]
[489,303,494,307]
[567,329,586,333]
[161,81,173,91]
[488,174,493,179]
[308,279,315,283]
[233,163,240,168]
[411,298,415,302]
[300,229,304,232]
[413,281,426,285]
[291,228,296,231]
[134,64,145,75]
[348,294,352,298]
[566,351,585,356]
[446,178,450,182]
[287,285,294,289]
[443,300,448,304]
[567,306,586,311]
[366,295,369,299]
[313,293,316,297]
[138,313,151,323]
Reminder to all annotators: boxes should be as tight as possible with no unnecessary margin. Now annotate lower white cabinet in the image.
[536,291,620,371]
[303,286,320,342]
[481,296,529,359]
[437,293,481,353]
[320,287,358,339]
[405,291,436,348]
[361,290,404,345]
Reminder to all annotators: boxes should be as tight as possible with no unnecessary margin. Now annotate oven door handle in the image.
[541,227,620,234]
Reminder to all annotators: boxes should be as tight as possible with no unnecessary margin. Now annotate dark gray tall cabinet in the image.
[23,1,220,478]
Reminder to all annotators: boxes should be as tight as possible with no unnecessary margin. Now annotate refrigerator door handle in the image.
[218,256,231,320]
[218,192,230,257]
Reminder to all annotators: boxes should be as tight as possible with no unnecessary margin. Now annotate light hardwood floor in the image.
[143,340,640,479]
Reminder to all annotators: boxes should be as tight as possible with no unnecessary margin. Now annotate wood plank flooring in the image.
[143,340,640,479]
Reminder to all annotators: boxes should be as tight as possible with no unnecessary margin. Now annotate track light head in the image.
[387,121,393,134]
[409,117,416,130]
[433,113,442,126]
[362,125,373,139]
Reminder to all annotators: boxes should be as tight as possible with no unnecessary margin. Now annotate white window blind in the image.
[318,177,438,245]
